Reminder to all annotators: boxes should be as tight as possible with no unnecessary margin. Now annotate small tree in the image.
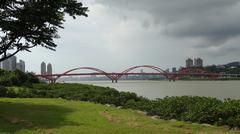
[0,0,88,62]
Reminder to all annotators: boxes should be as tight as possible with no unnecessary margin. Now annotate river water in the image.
[70,80,240,100]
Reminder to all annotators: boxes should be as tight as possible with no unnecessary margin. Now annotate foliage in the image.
[147,96,240,128]
[2,82,240,128]
[0,69,39,87]
[0,98,234,134]
[0,0,88,62]
[0,86,7,97]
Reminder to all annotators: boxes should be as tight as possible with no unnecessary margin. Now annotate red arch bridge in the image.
[35,65,240,83]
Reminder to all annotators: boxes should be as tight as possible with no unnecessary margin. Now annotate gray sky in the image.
[16,0,240,73]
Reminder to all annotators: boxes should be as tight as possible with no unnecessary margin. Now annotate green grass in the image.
[0,98,239,134]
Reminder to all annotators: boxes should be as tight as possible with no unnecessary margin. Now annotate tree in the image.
[0,0,88,62]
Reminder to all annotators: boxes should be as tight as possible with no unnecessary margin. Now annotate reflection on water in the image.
[69,80,240,100]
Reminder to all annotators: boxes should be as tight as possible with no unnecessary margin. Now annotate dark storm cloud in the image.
[96,0,240,46]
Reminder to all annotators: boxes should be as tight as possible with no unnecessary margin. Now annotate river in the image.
[69,80,240,100]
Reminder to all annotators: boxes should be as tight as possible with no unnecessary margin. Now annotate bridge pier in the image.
[111,79,118,83]
[168,78,176,82]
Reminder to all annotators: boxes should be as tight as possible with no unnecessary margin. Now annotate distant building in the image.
[17,60,25,72]
[172,67,177,73]
[165,68,170,73]
[216,65,226,69]
[225,62,240,68]
[186,58,193,68]
[1,54,17,71]
[41,62,46,75]
[47,63,52,75]
[2,59,10,70]
[16,63,21,71]
[1,54,22,71]
[194,58,203,67]
[10,56,17,71]
[20,60,25,72]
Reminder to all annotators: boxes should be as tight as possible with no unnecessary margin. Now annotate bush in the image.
[0,86,8,97]
[0,69,39,87]
[2,82,240,128]
[146,96,240,128]
[219,99,240,127]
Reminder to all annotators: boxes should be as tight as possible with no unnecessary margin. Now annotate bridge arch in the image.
[115,65,169,80]
[54,67,114,82]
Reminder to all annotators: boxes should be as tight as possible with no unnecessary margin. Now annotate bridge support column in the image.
[111,79,118,83]
[168,78,176,82]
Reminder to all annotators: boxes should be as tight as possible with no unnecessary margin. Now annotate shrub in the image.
[0,69,39,87]
[0,86,8,97]
[2,82,240,128]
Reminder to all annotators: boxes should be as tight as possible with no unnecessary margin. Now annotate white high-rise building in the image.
[10,56,17,71]
[1,54,17,71]
[16,63,21,71]
[2,58,11,71]
[16,60,25,72]
[186,58,193,68]
[194,58,203,67]
[47,63,52,75]
[41,62,46,75]
[1,54,26,72]
[21,60,25,72]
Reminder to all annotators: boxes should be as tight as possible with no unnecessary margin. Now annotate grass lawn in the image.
[0,98,239,134]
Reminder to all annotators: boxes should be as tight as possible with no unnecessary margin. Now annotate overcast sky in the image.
[16,0,240,73]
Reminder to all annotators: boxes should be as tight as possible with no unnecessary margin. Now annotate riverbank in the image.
[2,83,240,129]
[0,98,238,134]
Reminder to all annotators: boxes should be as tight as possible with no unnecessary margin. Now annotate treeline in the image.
[1,83,240,128]
[0,69,39,87]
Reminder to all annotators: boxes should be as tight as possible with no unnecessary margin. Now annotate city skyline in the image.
[0,54,25,72]
[14,55,239,74]
[14,0,240,73]
[2,55,238,74]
